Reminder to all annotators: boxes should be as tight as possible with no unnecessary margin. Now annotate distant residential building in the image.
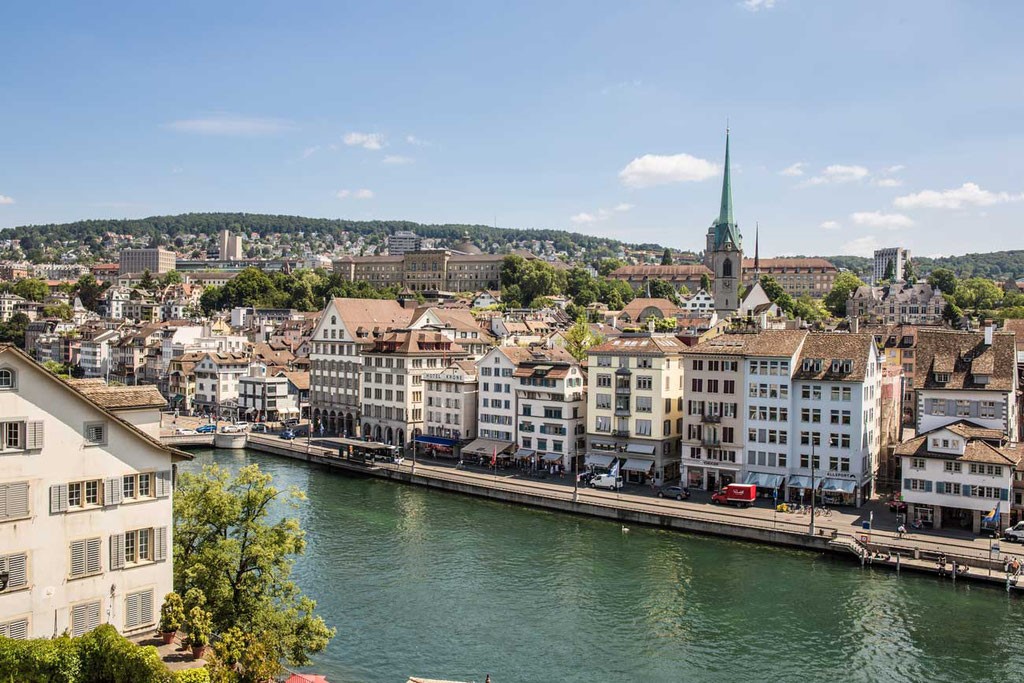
[407,306,496,359]
[0,293,26,322]
[217,229,244,261]
[680,288,716,316]
[30,263,89,281]
[192,351,251,416]
[119,248,176,275]
[0,263,30,281]
[387,230,422,255]
[514,350,587,472]
[873,247,910,284]
[79,330,120,378]
[586,332,688,486]
[239,365,299,422]
[332,250,506,293]
[848,283,945,325]
[423,360,479,446]
[0,346,185,639]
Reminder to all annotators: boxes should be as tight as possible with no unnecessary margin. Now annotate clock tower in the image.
[709,130,742,318]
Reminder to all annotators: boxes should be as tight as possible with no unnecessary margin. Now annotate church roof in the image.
[713,130,742,251]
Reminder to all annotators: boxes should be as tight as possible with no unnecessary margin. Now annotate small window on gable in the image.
[84,422,107,446]
[0,368,14,390]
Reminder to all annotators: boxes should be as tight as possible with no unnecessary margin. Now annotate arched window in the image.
[0,368,14,390]
[721,258,733,278]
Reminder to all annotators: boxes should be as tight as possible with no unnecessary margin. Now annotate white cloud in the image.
[336,188,374,200]
[802,164,870,186]
[850,211,914,230]
[619,153,719,188]
[819,220,841,230]
[0,195,14,205]
[165,115,294,136]
[343,132,384,150]
[570,212,598,225]
[741,0,776,10]
[406,135,432,147]
[779,162,805,177]
[873,178,903,188]
[841,235,882,257]
[894,182,1024,210]
[382,155,414,165]
[570,202,635,225]
[302,146,321,159]
[613,203,634,212]
[885,165,905,174]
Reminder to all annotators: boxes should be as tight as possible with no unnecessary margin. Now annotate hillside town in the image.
[2,132,1024,681]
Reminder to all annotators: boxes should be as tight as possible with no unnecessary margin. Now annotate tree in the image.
[660,248,673,266]
[700,273,712,293]
[500,254,528,289]
[174,464,334,678]
[646,278,680,304]
[75,274,106,311]
[928,267,958,296]
[597,258,625,277]
[882,258,896,282]
[653,317,678,332]
[792,295,828,322]
[954,277,1003,314]
[943,301,964,325]
[160,270,183,287]
[563,316,603,362]
[139,269,158,291]
[12,277,48,302]
[903,260,917,284]
[0,312,30,348]
[758,275,794,314]
[42,303,73,320]
[823,272,866,317]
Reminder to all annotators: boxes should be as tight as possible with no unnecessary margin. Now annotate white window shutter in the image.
[104,478,122,506]
[140,589,154,626]
[2,553,28,590]
[5,618,28,640]
[70,540,85,578]
[26,421,44,450]
[50,484,68,513]
[125,591,140,629]
[86,538,101,574]
[155,470,172,498]
[110,534,125,570]
[5,482,29,519]
[154,527,167,562]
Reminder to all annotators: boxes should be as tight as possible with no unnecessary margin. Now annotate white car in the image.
[233,421,250,431]
[174,428,197,435]
[1004,521,1024,542]
[221,425,244,434]
[590,474,623,491]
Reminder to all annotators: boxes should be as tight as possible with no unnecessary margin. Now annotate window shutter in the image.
[25,421,44,450]
[155,470,172,498]
[125,591,140,629]
[140,589,154,626]
[962,485,972,497]
[86,538,101,575]
[50,484,69,514]
[2,553,28,590]
[71,601,101,637]
[104,478,122,506]
[1001,488,1009,501]
[110,534,125,571]
[70,540,86,578]
[903,478,911,491]
[935,482,945,495]
[924,480,932,493]
[4,482,29,519]
[154,527,167,562]
[1,618,28,640]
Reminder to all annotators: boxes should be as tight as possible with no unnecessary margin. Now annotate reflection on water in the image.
[184,450,1024,683]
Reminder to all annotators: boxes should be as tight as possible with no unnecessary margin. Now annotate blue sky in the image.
[1,1,1023,258]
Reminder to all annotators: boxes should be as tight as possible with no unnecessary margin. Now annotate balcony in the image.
[701,435,721,447]
[615,385,631,395]
[612,429,631,438]
[701,414,722,424]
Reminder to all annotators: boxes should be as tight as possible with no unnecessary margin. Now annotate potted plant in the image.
[158,592,185,644]
[186,604,213,660]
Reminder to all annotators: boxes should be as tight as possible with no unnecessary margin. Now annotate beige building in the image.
[333,251,505,293]
[0,347,187,640]
[586,332,688,485]
[423,360,479,446]
[118,248,176,275]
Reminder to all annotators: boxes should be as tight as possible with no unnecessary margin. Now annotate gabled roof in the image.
[792,333,875,382]
[621,298,682,321]
[67,379,168,410]
[590,333,689,356]
[916,329,1016,391]
[895,422,1019,466]
[680,329,808,358]
[323,298,415,337]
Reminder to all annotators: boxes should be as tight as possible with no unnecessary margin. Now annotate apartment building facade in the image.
[118,248,176,276]
[423,361,479,447]
[515,351,587,472]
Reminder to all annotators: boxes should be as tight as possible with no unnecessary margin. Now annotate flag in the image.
[984,506,1000,524]
[491,446,497,467]
[609,460,620,478]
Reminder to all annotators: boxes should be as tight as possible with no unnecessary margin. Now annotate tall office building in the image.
[387,230,422,255]
[218,229,244,261]
[873,247,910,284]
[119,248,176,275]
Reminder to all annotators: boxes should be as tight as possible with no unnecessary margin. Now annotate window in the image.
[0,617,28,640]
[71,600,101,638]
[84,422,107,446]
[635,396,652,413]
[0,368,14,390]
[637,376,653,390]
[597,374,611,388]
[635,419,652,436]
[2,422,22,451]
[0,552,28,592]
[0,481,30,522]
[595,416,611,432]
[944,462,962,473]
[69,537,102,578]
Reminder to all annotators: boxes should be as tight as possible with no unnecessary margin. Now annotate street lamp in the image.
[809,438,817,537]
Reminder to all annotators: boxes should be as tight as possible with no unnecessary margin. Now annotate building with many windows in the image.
[514,351,587,472]
[118,248,176,275]
[359,330,467,447]
[586,333,688,485]
[848,283,946,325]
[387,230,422,255]
[423,360,478,447]
[0,345,186,640]
[873,247,910,284]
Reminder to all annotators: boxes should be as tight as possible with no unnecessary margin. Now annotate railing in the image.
[612,429,630,437]
[701,436,721,447]
[615,386,631,395]
[701,414,722,424]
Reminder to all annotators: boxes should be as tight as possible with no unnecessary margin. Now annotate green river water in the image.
[184,449,1024,683]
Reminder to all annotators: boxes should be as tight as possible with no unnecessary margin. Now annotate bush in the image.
[174,668,211,683]
[0,634,80,683]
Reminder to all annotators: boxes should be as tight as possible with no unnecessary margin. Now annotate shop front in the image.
[786,475,821,504]
[743,471,785,500]
[821,477,859,507]
[622,457,655,485]
[541,451,565,474]
[585,453,616,472]
[414,434,459,460]
[685,466,705,490]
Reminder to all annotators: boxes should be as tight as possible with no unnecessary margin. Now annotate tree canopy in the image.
[823,272,866,317]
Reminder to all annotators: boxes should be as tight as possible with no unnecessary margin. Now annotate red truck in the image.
[711,483,757,508]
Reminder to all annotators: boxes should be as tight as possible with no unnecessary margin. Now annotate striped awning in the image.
[585,453,616,468]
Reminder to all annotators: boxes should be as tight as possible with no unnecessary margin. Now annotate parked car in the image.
[1004,521,1024,542]
[195,424,216,434]
[658,485,690,501]
[711,483,757,508]
[590,473,623,491]
[233,421,249,431]
[174,428,197,435]
[250,424,270,433]
[279,430,296,440]
[221,425,244,434]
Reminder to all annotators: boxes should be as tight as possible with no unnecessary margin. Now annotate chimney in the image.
[850,316,860,334]
[984,319,995,346]
[648,319,656,334]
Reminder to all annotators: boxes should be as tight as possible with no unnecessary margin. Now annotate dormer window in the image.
[974,373,990,385]
[934,372,951,384]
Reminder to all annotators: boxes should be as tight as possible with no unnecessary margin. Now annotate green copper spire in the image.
[718,128,733,227]
[712,128,742,251]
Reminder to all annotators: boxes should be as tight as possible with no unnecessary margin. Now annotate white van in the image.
[590,473,623,491]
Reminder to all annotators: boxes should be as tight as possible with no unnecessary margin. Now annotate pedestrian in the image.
[897,523,907,538]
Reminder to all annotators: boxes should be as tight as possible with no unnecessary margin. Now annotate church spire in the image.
[754,221,760,278]
[718,128,734,227]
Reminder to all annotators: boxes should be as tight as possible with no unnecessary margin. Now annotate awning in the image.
[585,453,616,468]
[541,452,562,462]
[462,438,513,456]
[745,472,784,488]
[625,443,656,455]
[822,478,857,494]
[622,457,654,473]
[415,435,458,447]
[787,475,821,489]
[514,448,535,459]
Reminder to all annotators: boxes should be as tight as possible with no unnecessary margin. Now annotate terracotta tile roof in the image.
[367,330,467,355]
[944,420,1006,443]
[792,333,876,382]
[916,329,1016,391]
[680,329,808,357]
[741,257,837,271]
[895,426,1020,466]
[494,345,575,364]
[328,298,415,336]
[590,333,689,355]
[67,380,168,409]
[621,298,683,321]
[276,370,310,391]
[611,264,712,279]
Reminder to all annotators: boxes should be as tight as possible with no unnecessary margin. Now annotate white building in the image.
[897,421,1019,533]
[679,289,716,316]
[79,330,120,378]
[387,230,422,255]
[309,298,414,437]
[514,350,587,471]
[103,287,131,320]
[0,293,26,322]
[0,347,185,640]
[914,326,1018,439]
[239,365,299,423]
[423,360,479,448]
[475,346,533,446]
[873,247,910,284]
[192,351,251,416]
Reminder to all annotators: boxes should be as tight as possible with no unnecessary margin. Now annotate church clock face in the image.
[722,279,732,290]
